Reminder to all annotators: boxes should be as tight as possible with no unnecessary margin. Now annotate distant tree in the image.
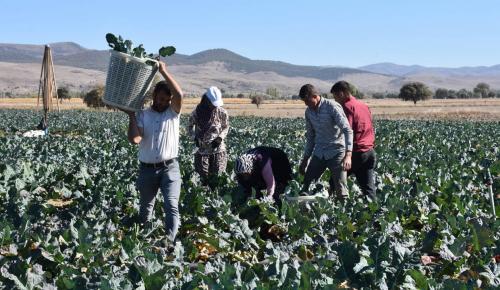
[447,89,457,99]
[348,83,365,99]
[251,95,264,108]
[266,87,279,98]
[386,93,399,99]
[83,86,106,108]
[399,82,432,105]
[57,87,71,103]
[5,92,13,98]
[457,89,472,99]
[236,93,245,98]
[370,92,399,99]
[434,88,449,99]
[473,83,490,98]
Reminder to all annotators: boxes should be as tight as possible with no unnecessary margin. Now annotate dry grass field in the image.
[1,97,499,120]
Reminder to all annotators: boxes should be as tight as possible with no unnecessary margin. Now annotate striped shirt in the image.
[303,97,353,160]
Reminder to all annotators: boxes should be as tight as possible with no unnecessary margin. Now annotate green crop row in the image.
[0,109,498,289]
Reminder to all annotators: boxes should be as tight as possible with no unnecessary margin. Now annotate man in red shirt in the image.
[330,81,377,201]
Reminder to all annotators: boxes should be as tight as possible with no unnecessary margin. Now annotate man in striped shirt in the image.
[298,84,353,199]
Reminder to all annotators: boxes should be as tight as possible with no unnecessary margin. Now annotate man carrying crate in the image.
[123,61,183,246]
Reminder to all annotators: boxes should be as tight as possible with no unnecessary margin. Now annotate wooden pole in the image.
[37,45,60,125]
[42,46,51,113]
[48,47,60,112]
[37,47,47,109]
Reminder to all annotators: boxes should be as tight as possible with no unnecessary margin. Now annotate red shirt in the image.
[342,96,375,152]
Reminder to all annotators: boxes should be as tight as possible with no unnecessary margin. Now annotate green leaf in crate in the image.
[159,46,176,57]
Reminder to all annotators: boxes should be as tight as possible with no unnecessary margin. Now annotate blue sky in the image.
[1,0,499,67]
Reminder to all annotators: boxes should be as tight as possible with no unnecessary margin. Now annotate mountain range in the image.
[1,42,499,96]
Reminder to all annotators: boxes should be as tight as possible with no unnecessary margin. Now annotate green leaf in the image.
[0,225,12,246]
[124,40,132,54]
[26,264,46,289]
[105,33,118,49]
[407,269,429,290]
[0,267,28,290]
[132,44,145,58]
[353,256,370,274]
[159,46,176,57]
[421,228,440,253]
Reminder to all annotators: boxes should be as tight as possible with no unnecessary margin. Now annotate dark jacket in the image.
[237,146,292,192]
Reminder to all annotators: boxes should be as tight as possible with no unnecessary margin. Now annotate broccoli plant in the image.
[105,33,176,65]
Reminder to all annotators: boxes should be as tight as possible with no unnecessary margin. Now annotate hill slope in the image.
[1,42,500,95]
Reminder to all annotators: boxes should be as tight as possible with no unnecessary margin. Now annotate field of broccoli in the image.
[0,109,499,289]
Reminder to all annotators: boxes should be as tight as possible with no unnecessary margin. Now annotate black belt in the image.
[140,158,176,169]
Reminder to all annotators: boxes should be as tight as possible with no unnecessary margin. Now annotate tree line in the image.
[3,81,494,108]
[375,82,500,105]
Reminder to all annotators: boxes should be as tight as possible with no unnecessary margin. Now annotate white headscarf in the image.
[205,86,223,107]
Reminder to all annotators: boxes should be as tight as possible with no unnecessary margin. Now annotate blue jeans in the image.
[136,160,181,242]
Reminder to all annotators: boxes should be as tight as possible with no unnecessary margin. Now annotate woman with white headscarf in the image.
[188,86,229,186]
[235,146,292,207]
